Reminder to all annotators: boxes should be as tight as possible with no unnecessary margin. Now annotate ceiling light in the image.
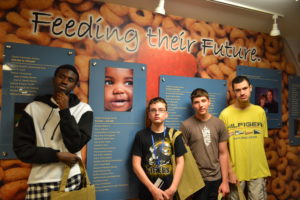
[270,15,280,36]
[154,0,165,15]
[207,0,284,17]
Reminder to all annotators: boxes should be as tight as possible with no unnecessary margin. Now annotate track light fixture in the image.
[270,15,280,36]
[207,0,284,37]
[154,0,165,15]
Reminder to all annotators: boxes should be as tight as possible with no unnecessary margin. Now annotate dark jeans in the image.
[192,178,222,200]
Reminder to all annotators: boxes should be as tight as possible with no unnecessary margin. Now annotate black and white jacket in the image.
[13,94,93,184]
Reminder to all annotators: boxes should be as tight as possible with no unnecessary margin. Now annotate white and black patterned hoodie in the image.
[13,94,93,184]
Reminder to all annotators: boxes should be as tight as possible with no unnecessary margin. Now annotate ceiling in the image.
[204,0,300,39]
[103,0,300,40]
[223,0,298,17]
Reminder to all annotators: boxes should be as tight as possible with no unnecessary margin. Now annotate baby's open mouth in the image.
[111,99,129,107]
[113,99,128,103]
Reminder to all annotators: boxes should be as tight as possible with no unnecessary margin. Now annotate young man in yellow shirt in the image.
[219,76,270,200]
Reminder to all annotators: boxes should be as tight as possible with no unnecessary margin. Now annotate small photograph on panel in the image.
[104,67,133,112]
[255,87,279,113]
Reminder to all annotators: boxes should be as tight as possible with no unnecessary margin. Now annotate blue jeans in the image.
[192,178,222,200]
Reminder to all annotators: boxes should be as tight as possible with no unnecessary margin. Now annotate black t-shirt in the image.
[132,127,186,200]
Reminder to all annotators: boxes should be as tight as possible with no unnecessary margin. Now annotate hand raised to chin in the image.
[54,92,69,110]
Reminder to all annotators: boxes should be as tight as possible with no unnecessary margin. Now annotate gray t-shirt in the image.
[180,115,228,181]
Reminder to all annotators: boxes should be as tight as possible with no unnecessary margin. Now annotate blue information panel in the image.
[237,65,282,128]
[1,42,75,159]
[159,75,227,129]
[288,76,300,146]
[87,60,146,200]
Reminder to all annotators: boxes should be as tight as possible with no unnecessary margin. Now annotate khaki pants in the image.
[226,178,267,200]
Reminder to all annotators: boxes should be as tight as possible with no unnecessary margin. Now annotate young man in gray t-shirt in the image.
[180,88,229,200]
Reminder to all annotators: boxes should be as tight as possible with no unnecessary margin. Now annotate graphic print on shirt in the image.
[202,126,211,146]
[227,121,263,138]
[146,138,172,176]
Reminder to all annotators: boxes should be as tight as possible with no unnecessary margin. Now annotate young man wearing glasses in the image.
[132,97,186,200]
[180,88,229,200]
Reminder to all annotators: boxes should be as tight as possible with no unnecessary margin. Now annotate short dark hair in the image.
[190,88,209,102]
[267,89,273,95]
[54,64,79,83]
[232,76,251,89]
[147,97,168,111]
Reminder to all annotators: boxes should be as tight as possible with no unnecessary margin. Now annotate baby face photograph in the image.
[104,67,133,112]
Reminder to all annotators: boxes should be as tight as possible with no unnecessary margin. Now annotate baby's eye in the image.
[125,81,133,86]
[105,80,113,85]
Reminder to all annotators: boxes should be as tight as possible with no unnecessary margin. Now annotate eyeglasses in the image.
[149,109,167,113]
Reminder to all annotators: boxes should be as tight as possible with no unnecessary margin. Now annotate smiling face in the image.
[104,67,133,112]
[267,90,273,102]
[259,96,266,107]
[53,68,78,95]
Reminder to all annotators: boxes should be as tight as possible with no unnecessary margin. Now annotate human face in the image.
[192,96,210,117]
[267,91,273,102]
[233,80,252,104]
[259,97,266,107]
[148,102,168,125]
[104,67,133,111]
[53,69,78,95]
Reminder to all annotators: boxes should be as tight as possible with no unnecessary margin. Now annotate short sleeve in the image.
[261,110,268,138]
[179,123,189,144]
[132,131,142,157]
[218,119,229,142]
[174,134,187,157]
[219,111,226,125]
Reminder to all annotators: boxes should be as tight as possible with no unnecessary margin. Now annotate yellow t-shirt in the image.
[219,104,270,181]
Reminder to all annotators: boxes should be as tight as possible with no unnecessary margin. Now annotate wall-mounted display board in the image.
[288,75,300,146]
[159,75,227,129]
[237,66,282,128]
[1,42,75,159]
[87,59,146,199]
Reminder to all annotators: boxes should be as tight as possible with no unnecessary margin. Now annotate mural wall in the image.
[0,0,299,199]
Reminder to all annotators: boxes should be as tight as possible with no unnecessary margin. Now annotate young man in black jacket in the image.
[13,64,93,200]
